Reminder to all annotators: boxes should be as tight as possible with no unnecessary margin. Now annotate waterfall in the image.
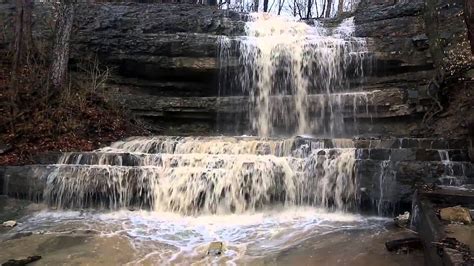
[218,14,368,136]
[39,13,369,217]
[42,136,358,214]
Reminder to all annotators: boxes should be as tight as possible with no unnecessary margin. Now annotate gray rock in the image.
[394,211,410,228]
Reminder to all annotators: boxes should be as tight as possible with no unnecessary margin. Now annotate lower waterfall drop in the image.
[42,136,358,214]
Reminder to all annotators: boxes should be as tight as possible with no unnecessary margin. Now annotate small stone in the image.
[439,206,472,224]
[207,241,224,256]
[394,211,410,228]
[2,221,17,227]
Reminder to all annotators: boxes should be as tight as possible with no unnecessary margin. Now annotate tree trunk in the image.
[277,0,284,15]
[465,0,474,53]
[337,0,344,15]
[263,0,269,12]
[325,0,333,17]
[12,0,24,74]
[293,0,297,16]
[296,1,303,18]
[49,2,74,92]
[314,0,319,17]
[23,0,34,64]
[253,0,259,11]
[306,0,312,18]
[321,0,326,17]
[12,0,35,74]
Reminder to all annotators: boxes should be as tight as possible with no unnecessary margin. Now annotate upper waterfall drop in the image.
[218,13,368,137]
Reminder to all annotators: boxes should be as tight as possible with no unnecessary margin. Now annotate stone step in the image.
[357,160,474,183]
[355,148,470,162]
[357,160,474,213]
[109,77,213,97]
[351,138,470,149]
[110,136,470,150]
[109,88,417,120]
[30,137,470,165]
[32,147,470,167]
[51,152,307,167]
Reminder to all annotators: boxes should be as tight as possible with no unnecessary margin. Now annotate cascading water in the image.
[12,136,394,263]
[43,136,357,214]
[218,14,368,136]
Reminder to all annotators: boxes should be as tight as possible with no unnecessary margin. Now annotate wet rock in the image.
[1,255,41,266]
[2,221,17,228]
[207,241,224,256]
[394,211,410,228]
[439,206,472,224]
[369,149,390,160]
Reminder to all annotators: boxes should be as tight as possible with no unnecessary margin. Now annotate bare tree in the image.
[306,0,312,18]
[293,0,297,16]
[253,0,259,11]
[12,0,35,75]
[325,0,333,17]
[320,0,326,17]
[337,0,344,15]
[314,0,319,18]
[295,1,303,18]
[465,0,474,53]
[277,0,285,14]
[263,0,269,11]
[49,1,74,92]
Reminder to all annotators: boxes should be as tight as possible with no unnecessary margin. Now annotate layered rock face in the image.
[84,0,470,136]
[71,4,247,134]
[354,0,472,136]
[0,0,471,136]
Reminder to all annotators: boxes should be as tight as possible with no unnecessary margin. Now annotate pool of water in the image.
[0,207,423,265]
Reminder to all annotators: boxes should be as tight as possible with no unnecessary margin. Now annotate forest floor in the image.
[0,63,149,166]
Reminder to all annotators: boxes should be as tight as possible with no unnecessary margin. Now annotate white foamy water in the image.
[219,14,368,136]
[13,208,388,264]
[43,136,358,214]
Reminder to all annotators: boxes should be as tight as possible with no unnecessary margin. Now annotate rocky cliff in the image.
[0,0,472,136]
[354,0,472,137]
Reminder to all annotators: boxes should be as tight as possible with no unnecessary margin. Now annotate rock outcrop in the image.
[0,0,471,136]
[354,0,472,137]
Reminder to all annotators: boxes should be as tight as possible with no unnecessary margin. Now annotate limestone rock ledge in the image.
[0,1,471,136]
